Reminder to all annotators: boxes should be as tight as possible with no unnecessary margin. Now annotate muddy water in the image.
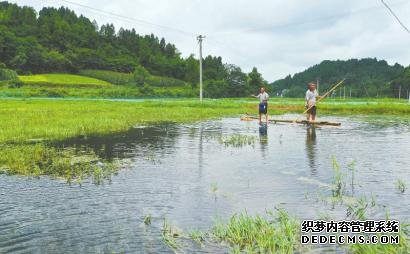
[0,115,409,253]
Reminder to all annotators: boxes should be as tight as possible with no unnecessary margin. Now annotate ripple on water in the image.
[0,116,409,252]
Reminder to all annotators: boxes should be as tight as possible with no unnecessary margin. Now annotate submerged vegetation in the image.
[218,134,257,147]
[0,144,116,183]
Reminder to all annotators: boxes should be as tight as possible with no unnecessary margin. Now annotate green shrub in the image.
[0,68,18,81]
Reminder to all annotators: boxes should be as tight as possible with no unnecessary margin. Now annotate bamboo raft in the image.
[240,115,341,126]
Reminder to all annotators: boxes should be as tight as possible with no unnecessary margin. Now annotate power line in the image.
[209,0,408,38]
[55,0,196,37]
[381,0,410,34]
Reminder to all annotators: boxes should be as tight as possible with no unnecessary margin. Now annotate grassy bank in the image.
[0,98,252,180]
[0,99,253,144]
[2,98,409,144]
[0,98,408,180]
[274,101,410,115]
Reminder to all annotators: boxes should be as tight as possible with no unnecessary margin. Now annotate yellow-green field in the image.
[18,74,112,87]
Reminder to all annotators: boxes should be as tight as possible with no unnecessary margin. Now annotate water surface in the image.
[1,115,409,253]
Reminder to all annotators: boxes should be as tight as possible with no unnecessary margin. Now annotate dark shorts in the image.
[307,106,316,115]
[259,102,268,114]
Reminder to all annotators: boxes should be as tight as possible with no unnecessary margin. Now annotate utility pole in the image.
[316,78,319,94]
[349,87,352,98]
[344,87,346,100]
[398,85,401,100]
[408,89,410,104]
[197,35,205,102]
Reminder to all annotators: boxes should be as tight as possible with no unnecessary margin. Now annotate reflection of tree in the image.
[52,124,179,160]
[306,126,317,175]
[259,124,268,159]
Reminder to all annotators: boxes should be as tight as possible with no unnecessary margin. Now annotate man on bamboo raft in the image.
[252,87,269,125]
[305,82,320,122]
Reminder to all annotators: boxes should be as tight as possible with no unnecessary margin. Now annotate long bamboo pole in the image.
[295,78,346,122]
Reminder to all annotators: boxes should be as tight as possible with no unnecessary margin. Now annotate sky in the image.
[9,0,410,82]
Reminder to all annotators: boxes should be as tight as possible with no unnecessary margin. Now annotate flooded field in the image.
[0,115,409,253]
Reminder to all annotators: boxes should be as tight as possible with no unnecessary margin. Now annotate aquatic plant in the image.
[218,134,257,147]
[161,219,180,251]
[211,209,300,253]
[346,204,409,254]
[396,179,407,193]
[143,214,152,226]
[348,160,357,191]
[210,182,218,194]
[189,229,206,246]
[331,156,346,199]
[0,144,116,183]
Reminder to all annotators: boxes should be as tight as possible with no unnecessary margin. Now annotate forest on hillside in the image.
[1,1,409,98]
[271,58,409,98]
[0,1,267,97]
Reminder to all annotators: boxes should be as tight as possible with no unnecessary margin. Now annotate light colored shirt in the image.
[257,92,269,103]
[305,89,318,107]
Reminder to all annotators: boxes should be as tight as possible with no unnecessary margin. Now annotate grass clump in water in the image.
[331,156,346,199]
[218,134,257,147]
[143,214,152,226]
[0,144,116,184]
[211,209,300,253]
[396,179,406,193]
[161,219,181,251]
[189,229,206,246]
[347,207,409,254]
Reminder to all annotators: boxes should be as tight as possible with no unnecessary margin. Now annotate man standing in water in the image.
[252,87,269,124]
[305,82,319,121]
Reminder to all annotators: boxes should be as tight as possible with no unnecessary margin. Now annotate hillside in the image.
[0,1,266,98]
[271,58,405,97]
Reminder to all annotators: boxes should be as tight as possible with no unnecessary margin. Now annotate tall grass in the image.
[211,209,300,253]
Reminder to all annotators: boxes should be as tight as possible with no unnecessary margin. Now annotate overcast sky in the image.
[10,0,410,81]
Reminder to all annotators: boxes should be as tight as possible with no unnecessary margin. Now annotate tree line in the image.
[270,58,409,98]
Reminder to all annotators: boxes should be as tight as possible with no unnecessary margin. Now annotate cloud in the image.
[10,0,410,81]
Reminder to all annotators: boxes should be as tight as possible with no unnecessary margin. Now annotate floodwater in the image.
[0,115,409,253]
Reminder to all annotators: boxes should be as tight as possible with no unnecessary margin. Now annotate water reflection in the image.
[305,126,317,175]
[53,125,179,160]
[259,124,268,158]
